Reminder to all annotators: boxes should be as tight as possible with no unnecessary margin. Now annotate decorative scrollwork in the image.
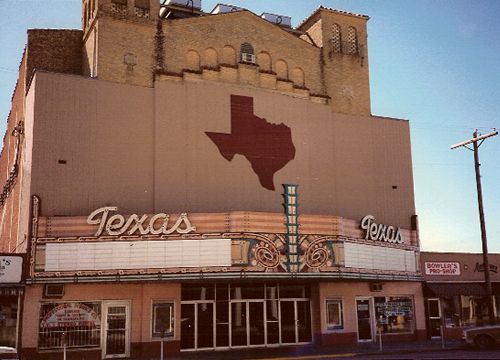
[304,241,330,268]
[254,242,280,268]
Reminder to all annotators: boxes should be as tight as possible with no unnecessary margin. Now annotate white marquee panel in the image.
[344,242,416,272]
[45,239,231,271]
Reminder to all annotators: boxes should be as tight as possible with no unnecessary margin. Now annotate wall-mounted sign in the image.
[360,215,403,244]
[87,207,196,237]
[424,261,460,276]
[40,303,100,328]
[474,262,498,274]
[0,256,23,283]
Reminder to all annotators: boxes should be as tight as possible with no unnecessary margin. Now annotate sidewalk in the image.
[143,340,465,360]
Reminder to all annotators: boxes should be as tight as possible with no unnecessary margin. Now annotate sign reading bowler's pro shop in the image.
[424,261,461,276]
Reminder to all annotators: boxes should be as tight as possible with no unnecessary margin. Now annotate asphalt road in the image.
[348,348,500,359]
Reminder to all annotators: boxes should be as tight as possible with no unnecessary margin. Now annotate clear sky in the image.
[0,0,499,254]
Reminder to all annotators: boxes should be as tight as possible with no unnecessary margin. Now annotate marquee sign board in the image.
[0,255,23,283]
[360,215,403,244]
[87,206,196,237]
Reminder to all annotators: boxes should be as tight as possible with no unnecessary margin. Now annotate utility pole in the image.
[451,129,498,325]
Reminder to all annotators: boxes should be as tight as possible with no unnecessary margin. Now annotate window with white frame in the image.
[326,299,343,330]
[152,301,174,338]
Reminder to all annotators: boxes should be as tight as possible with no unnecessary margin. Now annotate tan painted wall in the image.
[22,283,181,348]
[319,281,426,334]
[29,72,414,228]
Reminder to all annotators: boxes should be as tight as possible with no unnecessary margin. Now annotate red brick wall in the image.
[26,29,83,86]
[0,51,26,253]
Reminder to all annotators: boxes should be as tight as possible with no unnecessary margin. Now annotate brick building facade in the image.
[0,1,425,358]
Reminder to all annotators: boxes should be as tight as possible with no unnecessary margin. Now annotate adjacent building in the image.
[0,1,425,358]
[422,251,500,340]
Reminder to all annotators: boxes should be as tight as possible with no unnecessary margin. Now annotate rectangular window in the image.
[442,296,461,327]
[374,296,414,334]
[39,302,101,349]
[461,295,489,327]
[326,299,343,330]
[152,301,174,338]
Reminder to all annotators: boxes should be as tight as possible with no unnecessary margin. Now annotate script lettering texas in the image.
[87,207,196,237]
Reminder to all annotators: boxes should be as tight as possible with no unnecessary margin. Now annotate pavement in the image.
[143,339,466,360]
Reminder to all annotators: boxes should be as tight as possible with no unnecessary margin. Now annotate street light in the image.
[451,129,497,325]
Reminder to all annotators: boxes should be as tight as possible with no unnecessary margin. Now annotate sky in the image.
[0,0,499,254]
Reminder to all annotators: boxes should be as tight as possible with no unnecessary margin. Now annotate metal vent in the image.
[44,284,65,298]
[370,283,383,292]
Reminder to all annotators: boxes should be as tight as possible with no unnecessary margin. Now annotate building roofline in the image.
[166,10,317,48]
[297,6,369,31]
[421,251,500,255]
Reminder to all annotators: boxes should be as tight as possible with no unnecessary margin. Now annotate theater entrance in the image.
[180,283,312,350]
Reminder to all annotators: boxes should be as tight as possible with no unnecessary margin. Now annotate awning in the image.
[423,283,487,297]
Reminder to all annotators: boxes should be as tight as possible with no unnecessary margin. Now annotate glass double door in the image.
[280,300,312,344]
[181,299,311,350]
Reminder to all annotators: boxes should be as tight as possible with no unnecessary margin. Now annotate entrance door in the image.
[280,300,312,344]
[103,302,130,359]
[180,302,214,350]
[197,302,214,349]
[230,300,266,347]
[427,298,442,338]
[356,298,374,342]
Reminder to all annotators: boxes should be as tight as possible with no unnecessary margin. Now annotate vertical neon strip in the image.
[283,184,300,273]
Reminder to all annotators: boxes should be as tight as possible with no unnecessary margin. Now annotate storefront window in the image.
[495,296,500,322]
[461,295,489,327]
[325,299,343,330]
[0,295,18,347]
[374,296,414,334]
[152,301,174,338]
[39,302,101,349]
[442,296,461,327]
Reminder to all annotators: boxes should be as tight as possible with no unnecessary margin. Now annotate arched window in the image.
[331,23,342,53]
[222,46,236,65]
[203,47,218,67]
[346,26,358,55]
[275,59,288,80]
[240,42,255,63]
[257,52,271,72]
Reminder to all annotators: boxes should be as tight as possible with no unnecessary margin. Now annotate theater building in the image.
[0,0,425,358]
[422,251,500,340]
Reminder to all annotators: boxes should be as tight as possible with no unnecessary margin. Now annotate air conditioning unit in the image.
[163,0,202,10]
[369,282,383,292]
[44,284,65,298]
[211,3,244,14]
[241,53,256,63]
[261,12,292,28]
